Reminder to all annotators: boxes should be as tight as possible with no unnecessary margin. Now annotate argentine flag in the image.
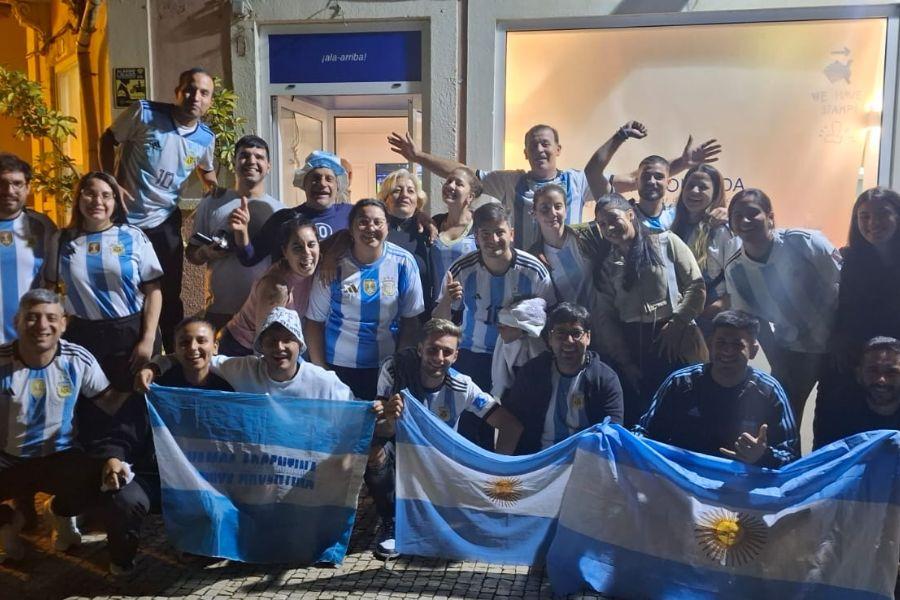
[147,386,375,564]
[548,425,900,599]
[395,391,583,565]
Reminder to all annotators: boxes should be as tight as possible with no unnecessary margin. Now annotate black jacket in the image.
[504,350,624,455]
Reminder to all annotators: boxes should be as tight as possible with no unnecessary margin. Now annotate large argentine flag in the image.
[395,391,582,565]
[147,386,375,564]
[548,425,900,599]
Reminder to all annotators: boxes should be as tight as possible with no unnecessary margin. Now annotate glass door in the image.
[271,96,331,206]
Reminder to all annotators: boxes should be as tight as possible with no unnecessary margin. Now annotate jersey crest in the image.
[110,242,125,256]
[362,278,377,296]
[381,278,397,297]
[30,378,46,398]
[56,376,73,398]
[0,231,12,246]
[87,242,101,255]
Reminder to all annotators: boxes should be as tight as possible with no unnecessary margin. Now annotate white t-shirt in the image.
[208,354,355,400]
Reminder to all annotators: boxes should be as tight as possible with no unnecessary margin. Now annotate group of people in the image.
[1,67,898,574]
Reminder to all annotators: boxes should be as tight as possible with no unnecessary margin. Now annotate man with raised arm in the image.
[100,67,218,351]
[388,122,719,249]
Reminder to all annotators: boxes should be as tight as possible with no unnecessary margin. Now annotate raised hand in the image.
[229,196,251,246]
[681,136,723,168]
[444,271,463,302]
[388,131,419,162]
[384,393,405,421]
[620,121,648,140]
[720,424,768,464]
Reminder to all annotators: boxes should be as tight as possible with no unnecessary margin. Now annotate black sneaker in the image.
[373,518,398,560]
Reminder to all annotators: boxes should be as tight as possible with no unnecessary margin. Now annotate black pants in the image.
[66,314,161,393]
[143,209,184,353]
[363,441,395,521]
[453,349,495,451]
[622,321,688,427]
[0,450,153,566]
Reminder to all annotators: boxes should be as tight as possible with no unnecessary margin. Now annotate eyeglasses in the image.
[551,328,587,341]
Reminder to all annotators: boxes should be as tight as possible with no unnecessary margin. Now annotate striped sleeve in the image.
[135,228,163,282]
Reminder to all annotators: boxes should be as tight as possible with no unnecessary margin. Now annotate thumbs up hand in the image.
[445,271,463,302]
[229,196,251,247]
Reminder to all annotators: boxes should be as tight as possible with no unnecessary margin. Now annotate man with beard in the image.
[187,135,283,330]
[814,337,900,449]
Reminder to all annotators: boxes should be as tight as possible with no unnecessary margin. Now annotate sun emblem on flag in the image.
[694,508,767,567]
[0,231,12,246]
[483,477,524,507]
[362,278,377,295]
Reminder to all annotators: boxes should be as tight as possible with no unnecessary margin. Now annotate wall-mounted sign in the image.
[269,31,422,85]
[114,67,147,108]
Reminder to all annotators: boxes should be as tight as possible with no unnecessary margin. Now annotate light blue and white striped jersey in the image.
[307,242,425,369]
[635,202,676,231]
[429,223,477,300]
[111,100,216,229]
[540,367,590,449]
[442,249,555,355]
[377,356,497,430]
[476,169,593,249]
[725,228,841,353]
[0,209,56,343]
[543,233,594,308]
[0,339,109,457]
[47,225,164,321]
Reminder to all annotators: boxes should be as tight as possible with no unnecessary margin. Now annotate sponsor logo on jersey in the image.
[0,231,12,246]
[362,278,377,296]
[381,278,397,297]
[88,242,101,255]
[342,283,359,296]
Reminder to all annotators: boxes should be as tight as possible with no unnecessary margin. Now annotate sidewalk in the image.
[0,495,609,600]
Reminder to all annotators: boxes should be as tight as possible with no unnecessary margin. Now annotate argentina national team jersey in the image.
[47,225,164,321]
[442,249,554,355]
[307,242,424,369]
[544,233,594,308]
[0,210,56,343]
[377,357,497,429]
[724,228,841,353]
[540,368,590,449]
[112,100,216,229]
[430,227,477,300]
[0,340,110,457]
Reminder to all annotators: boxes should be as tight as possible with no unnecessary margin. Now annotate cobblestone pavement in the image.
[0,494,609,600]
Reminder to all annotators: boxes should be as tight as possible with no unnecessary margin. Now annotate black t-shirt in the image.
[157,364,233,391]
[813,379,900,449]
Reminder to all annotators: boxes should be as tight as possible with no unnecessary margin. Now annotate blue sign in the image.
[269,31,422,84]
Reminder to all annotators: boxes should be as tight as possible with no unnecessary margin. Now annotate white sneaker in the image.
[44,498,81,552]
[0,510,25,562]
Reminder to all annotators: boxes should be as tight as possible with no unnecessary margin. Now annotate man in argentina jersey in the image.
[365,318,524,559]
[100,68,218,351]
[0,154,56,344]
[504,303,623,455]
[306,243,425,374]
[0,290,110,561]
[434,204,555,392]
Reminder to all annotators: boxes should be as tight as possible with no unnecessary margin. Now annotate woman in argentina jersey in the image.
[46,172,163,391]
[429,167,481,305]
[305,199,424,400]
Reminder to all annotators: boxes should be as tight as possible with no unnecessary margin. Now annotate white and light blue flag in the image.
[395,391,586,565]
[147,385,375,564]
[548,425,900,599]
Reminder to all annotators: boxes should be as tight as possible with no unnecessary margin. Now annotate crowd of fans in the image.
[1,67,898,573]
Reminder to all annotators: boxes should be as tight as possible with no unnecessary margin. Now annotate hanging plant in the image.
[204,76,247,174]
[0,65,81,206]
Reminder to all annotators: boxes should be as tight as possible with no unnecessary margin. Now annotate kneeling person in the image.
[371,318,524,559]
[638,310,800,467]
[504,302,624,455]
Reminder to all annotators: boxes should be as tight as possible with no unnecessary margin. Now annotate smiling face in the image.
[856,196,898,248]
[476,218,514,260]
[174,72,214,121]
[174,321,217,375]
[548,320,591,374]
[351,204,388,250]
[859,349,900,412]
[260,325,301,379]
[729,197,774,246]
[387,175,419,219]
[282,225,319,277]
[682,171,715,217]
[235,144,270,187]
[533,189,567,234]
[638,162,669,204]
[303,168,338,210]
[418,332,460,383]
[78,176,117,231]
[0,169,29,219]
[523,128,561,175]
[596,205,637,249]
[709,326,758,382]
[16,301,66,355]
[442,169,475,209]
